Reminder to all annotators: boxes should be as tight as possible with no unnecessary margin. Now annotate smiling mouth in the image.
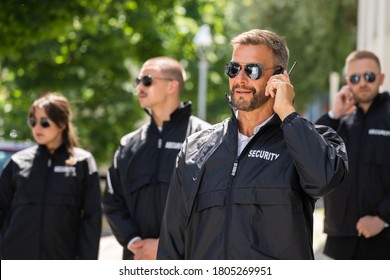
[235,89,252,94]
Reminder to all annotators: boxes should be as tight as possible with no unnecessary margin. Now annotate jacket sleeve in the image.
[315,112,340,130]
[157,151,187,260]
[282,113,348,198]
[78,155,102,260]
[101,149,139,248]
[0,161,15,232]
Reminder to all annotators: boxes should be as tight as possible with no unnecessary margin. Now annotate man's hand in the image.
[331,85,356,119]
[129,238,159,260]
[356,215,387,238]
[265,70,296,121]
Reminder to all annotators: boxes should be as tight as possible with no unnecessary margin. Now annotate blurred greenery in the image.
[0,0,357,168]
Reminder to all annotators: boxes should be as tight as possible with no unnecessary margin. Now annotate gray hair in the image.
[231,29,289,69]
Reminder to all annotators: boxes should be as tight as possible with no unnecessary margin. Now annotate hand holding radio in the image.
[265,61,297,120]
[331,85,356,119]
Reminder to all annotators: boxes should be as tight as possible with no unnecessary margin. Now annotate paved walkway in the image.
[312,208,331,260]
[98,207,330,260]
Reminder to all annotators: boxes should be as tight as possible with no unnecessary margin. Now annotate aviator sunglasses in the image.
[349,72,377,84]
[135,75,173,87]
[225,61,283,80]
[28,117,51,128]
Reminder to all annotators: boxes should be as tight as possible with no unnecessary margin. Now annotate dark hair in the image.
[28,93,79,160]
[231,29,289,69]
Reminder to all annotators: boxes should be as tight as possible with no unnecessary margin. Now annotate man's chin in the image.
[138,102,148,109]
[232,96,270,111]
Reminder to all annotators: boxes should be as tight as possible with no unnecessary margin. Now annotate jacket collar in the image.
[356,91,389,115]
[145,101,193,132]
[37,143,68,158]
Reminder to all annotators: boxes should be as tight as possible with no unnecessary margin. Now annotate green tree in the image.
[0,0,358,167]
[0,0,231,166]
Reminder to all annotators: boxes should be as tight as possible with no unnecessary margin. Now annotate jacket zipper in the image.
[231,160,238,176]
[223,131,260,258]
[153,137,163,183]
[39,157,52,258]
[356,114,366,223]
[223,156,239,259]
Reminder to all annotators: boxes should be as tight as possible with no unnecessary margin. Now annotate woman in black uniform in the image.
[0,93,102,259]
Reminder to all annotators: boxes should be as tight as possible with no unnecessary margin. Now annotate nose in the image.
[357,77,368,86]
[235,68,249,84]
[135,81,146,91]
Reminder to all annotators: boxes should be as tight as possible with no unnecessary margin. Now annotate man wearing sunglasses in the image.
[102,56,210,260]
[316,50,390,259]
[157,29,348,260]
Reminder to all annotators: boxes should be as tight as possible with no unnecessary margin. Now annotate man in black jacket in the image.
[316,50,390,259]
[157,29,348,260]
[102,57,210,260]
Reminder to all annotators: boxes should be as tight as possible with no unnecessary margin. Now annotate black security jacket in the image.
[0,144,102,259]
[316,92,390,236]
[158,112,348,259]
[102,102,210,259]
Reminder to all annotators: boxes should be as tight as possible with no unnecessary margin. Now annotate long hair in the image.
[28,93,79,162]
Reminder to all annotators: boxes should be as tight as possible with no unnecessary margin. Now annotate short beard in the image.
[230,85,270,112]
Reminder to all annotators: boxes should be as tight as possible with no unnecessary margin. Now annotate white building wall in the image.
[358,0,390,92]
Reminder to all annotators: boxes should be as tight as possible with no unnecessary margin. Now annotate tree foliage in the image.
[0,0,357,167]
[0,0,231,166]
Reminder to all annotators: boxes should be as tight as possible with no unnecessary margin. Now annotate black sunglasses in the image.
[135,75,173,87]
[28,117,51,128]
[225,61,283,80]
[349,72,376,84]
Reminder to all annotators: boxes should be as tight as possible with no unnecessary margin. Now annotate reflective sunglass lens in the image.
[365,72,376,83]
[245,64,261,80]
[349,74,360,84]
[225,62,240,78]
[40,118,50,128]
[28,118,36,127]
[28,118,50,128]
[225,62,263,80]
[350,72,376,84]
[135,75,153,86]
[142,76,152,86]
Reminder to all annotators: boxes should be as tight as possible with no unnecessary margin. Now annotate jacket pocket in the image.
[194,190,226,212]
[231,187,293,206]
[229,187,309,259]
[125,176,152,194]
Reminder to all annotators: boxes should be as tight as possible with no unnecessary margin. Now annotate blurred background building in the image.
[358,0,390,92]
